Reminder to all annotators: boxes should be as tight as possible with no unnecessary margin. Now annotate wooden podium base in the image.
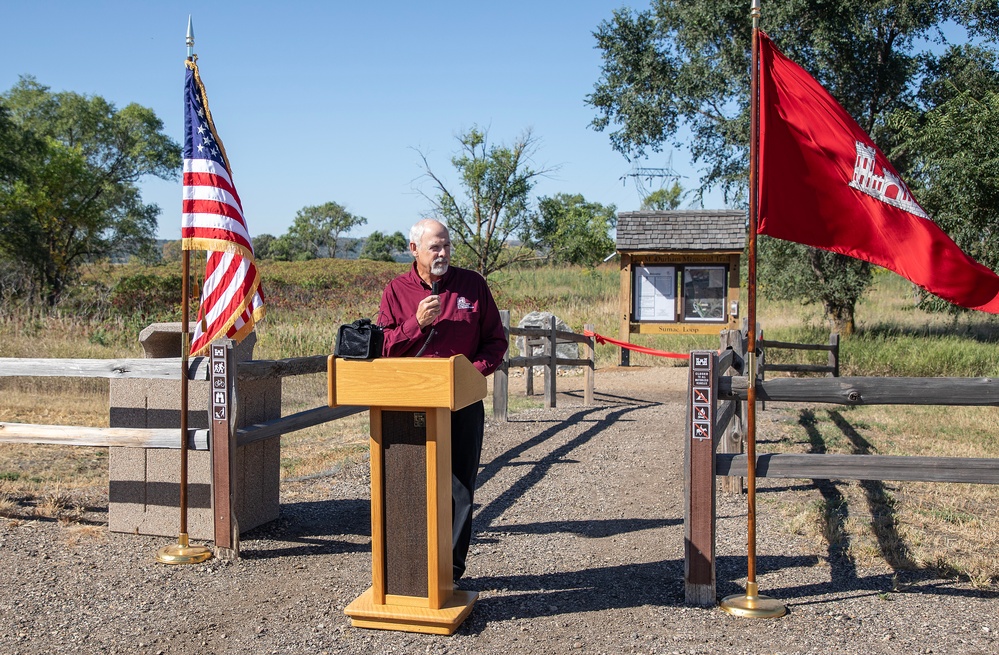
[344,588,478,635]
[328,357,488,636]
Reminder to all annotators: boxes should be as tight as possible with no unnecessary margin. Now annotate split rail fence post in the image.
[684,349,719,605]
[829,332,840,377]
[493,310,510,421]
[543,315,556,408]
[526,354,534,396]
[583,323,595,406]
[718,330,745,495]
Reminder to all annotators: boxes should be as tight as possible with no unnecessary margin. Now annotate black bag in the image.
[334,318,384,360]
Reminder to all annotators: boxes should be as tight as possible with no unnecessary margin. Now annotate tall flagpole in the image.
[157,14,212,565]
[720,0,785,617]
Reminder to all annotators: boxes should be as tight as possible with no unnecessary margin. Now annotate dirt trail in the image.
[1,365,996,654]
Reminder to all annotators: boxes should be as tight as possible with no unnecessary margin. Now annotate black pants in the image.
[451,400,484,582]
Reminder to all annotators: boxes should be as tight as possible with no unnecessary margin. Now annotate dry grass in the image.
[32,485,77,519]
[763,401,999,586]
[0,379,110,505]
[0,479,95,523]
[0,491,18,517]
[276,373,369,480]
[64,524,107,545]
[0,313,143,359]
[0,379,109,425]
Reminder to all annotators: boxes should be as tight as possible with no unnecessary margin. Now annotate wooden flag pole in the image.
[157,16,212,565]
[719,0,785,617]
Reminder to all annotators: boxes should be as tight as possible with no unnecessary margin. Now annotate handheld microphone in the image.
[415,280,440,357]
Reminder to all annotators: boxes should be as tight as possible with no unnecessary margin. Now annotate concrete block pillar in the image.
[108,323,281,540]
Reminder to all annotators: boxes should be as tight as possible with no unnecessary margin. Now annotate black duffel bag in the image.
[334,318,384,360]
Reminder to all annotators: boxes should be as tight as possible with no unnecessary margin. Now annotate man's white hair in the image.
[409,219,447,252]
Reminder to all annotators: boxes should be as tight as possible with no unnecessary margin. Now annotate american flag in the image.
[182,61,265,356]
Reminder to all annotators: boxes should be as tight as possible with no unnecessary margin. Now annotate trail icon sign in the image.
[689,350,714,443]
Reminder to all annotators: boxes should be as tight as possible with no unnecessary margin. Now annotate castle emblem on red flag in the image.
[848,141,929,219]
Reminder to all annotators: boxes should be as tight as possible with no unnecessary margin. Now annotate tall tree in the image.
[886,44,999,313]
[0,102,29,183]
[359,230,407,262]
[527,193,617,267]
[0,101,38,301]
[757,241,872,331]
[640,182,684,211]
[0,77,180,305]
[587,1,999,331]
[418,126,554,278]
[285,201,367,259]
[252,233,298,261]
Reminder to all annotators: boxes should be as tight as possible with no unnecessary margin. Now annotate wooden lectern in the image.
[327,354,487,635]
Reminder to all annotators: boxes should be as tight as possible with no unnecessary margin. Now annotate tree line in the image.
[0,77,179,306]
[5,0,996,332]
[0,78,631,308]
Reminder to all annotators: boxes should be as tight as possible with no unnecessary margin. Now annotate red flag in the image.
[757,32,999,313]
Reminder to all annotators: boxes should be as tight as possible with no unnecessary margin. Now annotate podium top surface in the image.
[328,355,487,411]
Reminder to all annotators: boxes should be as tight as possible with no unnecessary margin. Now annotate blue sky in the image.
[3,1,728,242]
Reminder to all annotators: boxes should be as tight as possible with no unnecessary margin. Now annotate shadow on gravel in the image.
[462,558,687,628]
[740,562,999,605]
[14,504,109,528]
[476,516,681,540]
[476,402,656,533]
[459,553,874,631]
[238,498,370,560]
[458,550,998,633]
[563,389,683,405]
[725,555,994,613]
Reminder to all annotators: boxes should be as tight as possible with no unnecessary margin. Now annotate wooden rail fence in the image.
[760,332,840,377]
[0,308,593,475]
[492,311,595,421]
[0,312,591,547]
[683,328,999,606]
[0,353,364,450]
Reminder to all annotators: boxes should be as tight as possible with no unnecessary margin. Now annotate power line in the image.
[619,154,684,200]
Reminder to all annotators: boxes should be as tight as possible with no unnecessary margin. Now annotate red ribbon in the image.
[583,330,690,360]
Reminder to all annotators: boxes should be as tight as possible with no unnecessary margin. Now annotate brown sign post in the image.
[685,350,717,605]
[210,340,237,554]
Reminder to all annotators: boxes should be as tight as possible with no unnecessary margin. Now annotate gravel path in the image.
[1,366,996,654]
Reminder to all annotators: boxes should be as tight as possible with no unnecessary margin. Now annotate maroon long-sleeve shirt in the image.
[377,264,508,376]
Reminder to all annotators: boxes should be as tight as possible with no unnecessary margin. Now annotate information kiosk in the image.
[327,355,486,635]
[616,210,747,365]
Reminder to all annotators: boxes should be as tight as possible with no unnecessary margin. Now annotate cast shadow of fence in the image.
[240,498,370,560]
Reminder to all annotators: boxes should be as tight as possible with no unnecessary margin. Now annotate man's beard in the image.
[430,258,449,276]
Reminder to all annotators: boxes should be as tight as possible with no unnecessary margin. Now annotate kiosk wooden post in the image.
[328,355,486,635]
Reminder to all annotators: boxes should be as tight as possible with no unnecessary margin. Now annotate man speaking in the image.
[377,218,508,583]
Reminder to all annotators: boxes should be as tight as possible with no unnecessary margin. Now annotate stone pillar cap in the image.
[138,322,256,361]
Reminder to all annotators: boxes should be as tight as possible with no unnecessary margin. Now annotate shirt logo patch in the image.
[457,296,475,310]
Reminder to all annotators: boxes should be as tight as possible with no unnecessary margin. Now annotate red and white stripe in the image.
[190,249,265,356]
[182,158,254,256]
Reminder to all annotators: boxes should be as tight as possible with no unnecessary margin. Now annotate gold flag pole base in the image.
[720,582,787,618]
[156,533,213,565]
